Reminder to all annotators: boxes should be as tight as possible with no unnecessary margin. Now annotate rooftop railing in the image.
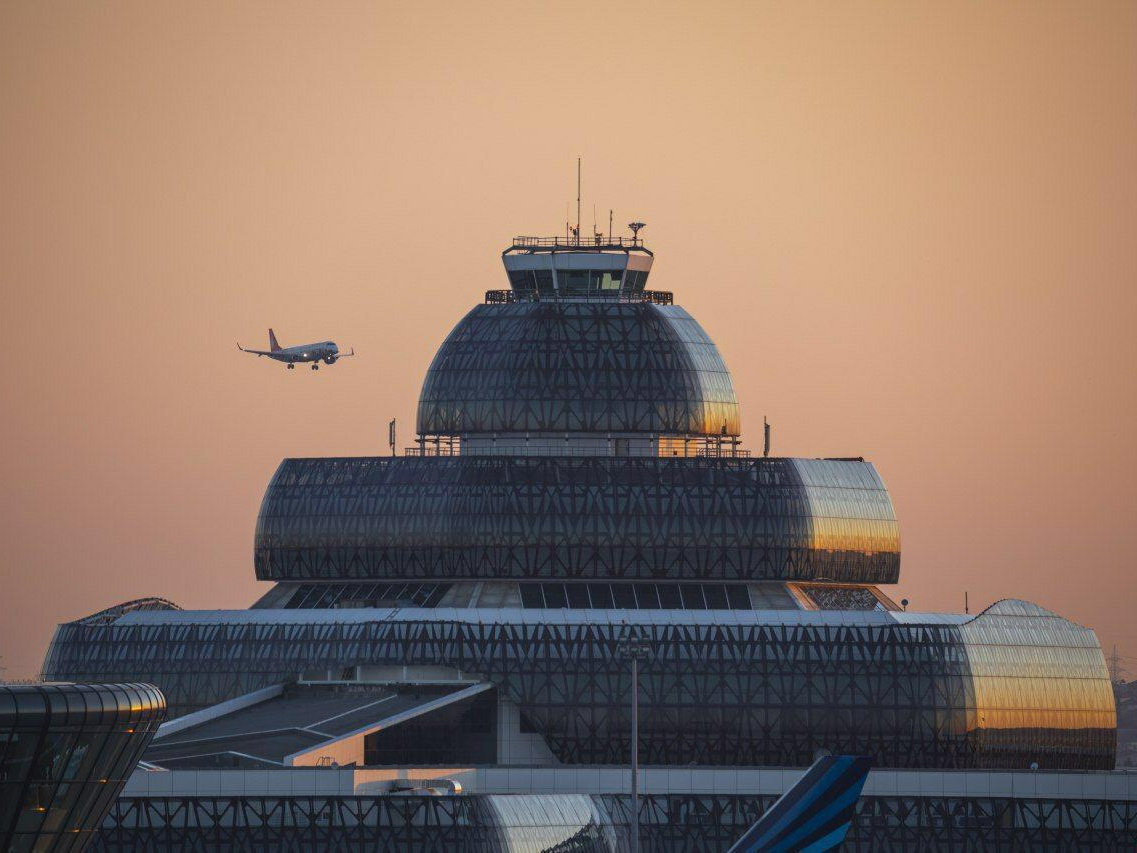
[510,235,646,249]
[485,289,673,305]
[404,436,750,458]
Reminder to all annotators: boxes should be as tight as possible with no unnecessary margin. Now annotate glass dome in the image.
[417,300,740,436]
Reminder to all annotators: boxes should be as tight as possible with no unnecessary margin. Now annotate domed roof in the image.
[417,301,740,436]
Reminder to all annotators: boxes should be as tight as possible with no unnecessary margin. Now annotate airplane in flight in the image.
[238,329,354,370]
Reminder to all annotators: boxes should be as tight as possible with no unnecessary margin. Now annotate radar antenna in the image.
[628,221,646,244]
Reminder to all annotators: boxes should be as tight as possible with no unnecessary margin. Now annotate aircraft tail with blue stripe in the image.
[726,755,871,853]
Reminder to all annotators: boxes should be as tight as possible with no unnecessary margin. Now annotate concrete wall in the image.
[496,696,560,766]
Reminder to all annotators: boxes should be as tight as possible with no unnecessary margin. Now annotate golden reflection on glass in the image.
[961,600,1116,769]
[797,460,901,558]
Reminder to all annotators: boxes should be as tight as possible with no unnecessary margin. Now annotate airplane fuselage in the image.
[267,342,340,365]
[239,331,353,369]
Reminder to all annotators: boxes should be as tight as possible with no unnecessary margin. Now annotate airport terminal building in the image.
[40,233,1136,849]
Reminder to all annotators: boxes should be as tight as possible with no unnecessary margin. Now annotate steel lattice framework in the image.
[44,602,1116,770]
[417,301,740,436]
[91,793,1137,851]
[254,456,900,584]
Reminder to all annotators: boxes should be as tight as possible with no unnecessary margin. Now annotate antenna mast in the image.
[609,209,613,242]
[576,157,581,245]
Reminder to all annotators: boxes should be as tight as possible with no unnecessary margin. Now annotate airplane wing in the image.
[336,348,356,358]
[238,343,274,356]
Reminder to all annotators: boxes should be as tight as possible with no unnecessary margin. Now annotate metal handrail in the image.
[511,236,644,249]
[403,442,751,459]
[485,289,673,306]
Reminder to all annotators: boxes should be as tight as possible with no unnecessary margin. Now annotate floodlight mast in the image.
[618,627,651,853]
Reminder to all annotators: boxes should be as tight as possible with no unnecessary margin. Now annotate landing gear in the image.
[311,363,319,370]
[287,363,295,370]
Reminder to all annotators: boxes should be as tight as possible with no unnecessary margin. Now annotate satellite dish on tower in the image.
[628,221,646,243]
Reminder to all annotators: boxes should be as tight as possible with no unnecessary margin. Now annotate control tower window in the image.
[624,270,650,291]
[594,270,622,290]
[508,270,535,291]
[508,269,554,295]
[506,269,645,296]
[559,270,588,293]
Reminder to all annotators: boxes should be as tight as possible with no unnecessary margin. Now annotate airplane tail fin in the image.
[726,754,871,853]
[268,329,282,352]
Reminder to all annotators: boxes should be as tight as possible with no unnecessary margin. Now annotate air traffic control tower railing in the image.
[504,235,654,256]
[485,289,673,305]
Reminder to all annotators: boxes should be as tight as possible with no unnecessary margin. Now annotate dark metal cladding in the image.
[0,682,166,852]
[417,301,740,436]
[41,603,1115,770]
[253,456,900,584]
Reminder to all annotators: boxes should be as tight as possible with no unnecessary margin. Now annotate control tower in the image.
[417,232,740,458]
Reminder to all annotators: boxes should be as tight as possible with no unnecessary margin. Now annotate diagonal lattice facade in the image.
[418,302,739,437]
[91,793,1137,851]
[43,602,1116,770]
[254,456,900,584]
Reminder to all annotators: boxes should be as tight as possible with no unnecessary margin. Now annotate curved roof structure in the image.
[418,301,740,437]
[43,602,1115,770]
[0,681,166,724]
[75,597,182,625]
[254,456,899,584]
[0,682,166,852]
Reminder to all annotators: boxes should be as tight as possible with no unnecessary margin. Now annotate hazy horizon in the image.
[1,1,1135,680]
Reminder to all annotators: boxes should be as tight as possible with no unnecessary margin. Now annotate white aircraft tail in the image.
[268,329,282,352]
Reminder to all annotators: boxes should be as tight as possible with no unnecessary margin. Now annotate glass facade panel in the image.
[255,457,900,584]
[959,600,1117,769]
[566,584,591,608]
[0,683,165,853]
[281,583,450,609]
[586,584,614,609]
[519,585,544,608]
[611,585,636,608]
[417,302,739,436]
[543,585,567,608]
[42,603,1115,770]
[635,586,661,609]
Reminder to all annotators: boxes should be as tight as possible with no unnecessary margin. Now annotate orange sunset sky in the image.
[1,1,1135,679]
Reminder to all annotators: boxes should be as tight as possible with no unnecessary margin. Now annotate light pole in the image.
[617,627,651,853]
